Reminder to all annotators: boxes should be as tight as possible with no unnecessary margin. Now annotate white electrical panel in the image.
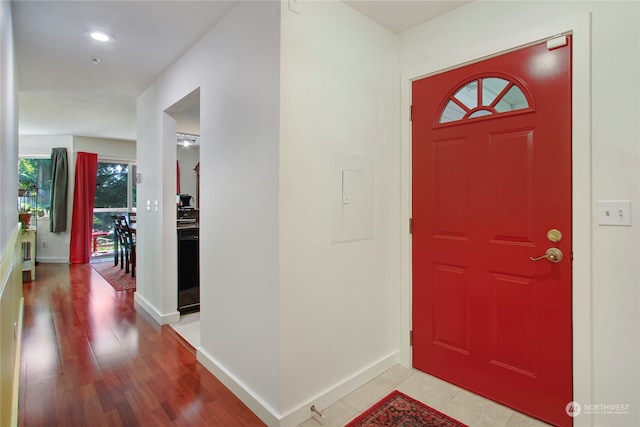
[331,150,373,243]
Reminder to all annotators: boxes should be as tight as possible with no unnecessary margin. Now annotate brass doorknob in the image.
[530,248,563,263]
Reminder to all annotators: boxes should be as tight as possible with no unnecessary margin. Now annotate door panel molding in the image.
[399,13,593,427]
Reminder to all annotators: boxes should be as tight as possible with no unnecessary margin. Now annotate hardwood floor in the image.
[19,263,266,427]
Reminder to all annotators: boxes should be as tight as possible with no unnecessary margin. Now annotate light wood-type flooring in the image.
[19,263,265,426]
[20,263,554,427]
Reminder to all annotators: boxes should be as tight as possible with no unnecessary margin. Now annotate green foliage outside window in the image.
[95,163,129,209]
[18,158,51,214]
[93,162,136,234]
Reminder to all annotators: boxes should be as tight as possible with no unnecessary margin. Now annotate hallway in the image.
[20,263,552,426]
[18,263,264,426]
[168,315,553,426]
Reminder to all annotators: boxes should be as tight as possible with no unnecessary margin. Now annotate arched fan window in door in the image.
[439,76,532,124]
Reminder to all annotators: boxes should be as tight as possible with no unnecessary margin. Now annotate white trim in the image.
[197,347,280,427]
[134,293,180,325]
[197,347,399,427]
[96,155,137,164]
[36,257,69,264]
[18,154,49,159]
[94,159,137,212]
[400,12,592,427]
[277,352,399,427]
[11,298,24,426]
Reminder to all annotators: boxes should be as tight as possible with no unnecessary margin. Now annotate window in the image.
[93,162,136,255]
[95,162,129,209]
[439,76,531,124]
[18,158,51,216]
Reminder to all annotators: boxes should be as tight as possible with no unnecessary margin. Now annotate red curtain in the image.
[69,152,98,264]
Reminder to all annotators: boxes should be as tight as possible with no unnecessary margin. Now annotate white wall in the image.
[399,2,640,426]
[588,3,640,426]
[137,1,639,426]
[19,135,73,262]
[74,135,135,162]
[138,2,400,424]
[0,0,18,252]
[279,0,399,424]
[136,0,282,421]
[0,3,23,424]
[19,135,135,262]
[176,145,199,207]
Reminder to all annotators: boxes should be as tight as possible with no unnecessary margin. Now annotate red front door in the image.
[412,38,572,426]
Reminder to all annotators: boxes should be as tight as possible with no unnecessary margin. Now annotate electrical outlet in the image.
[42,240,47,248]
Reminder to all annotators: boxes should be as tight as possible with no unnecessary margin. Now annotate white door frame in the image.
[399,12,592,427]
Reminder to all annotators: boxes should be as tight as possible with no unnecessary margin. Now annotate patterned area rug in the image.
[345,390,468,427]
[91,260,136,291]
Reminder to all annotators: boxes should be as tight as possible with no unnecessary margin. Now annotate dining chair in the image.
[111,215,126,268]
[118,215,136,277]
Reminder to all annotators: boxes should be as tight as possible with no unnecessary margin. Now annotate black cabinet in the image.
[177,228,200,313]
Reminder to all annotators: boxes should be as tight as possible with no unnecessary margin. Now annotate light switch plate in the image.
[597,200,631,226]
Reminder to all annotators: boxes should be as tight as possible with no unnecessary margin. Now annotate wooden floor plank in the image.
[19,263,266,427]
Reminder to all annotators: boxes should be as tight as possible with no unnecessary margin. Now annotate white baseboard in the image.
[36,257,68,263]
[278,351,400,427]
[197,347,281,427]
[133,293,180,325]
[11,297,24,426]
[196,347,400,427]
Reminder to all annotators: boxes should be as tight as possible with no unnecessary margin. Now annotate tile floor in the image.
[298,365,553,427]
[169,315,551,427]
[169,311,201,348]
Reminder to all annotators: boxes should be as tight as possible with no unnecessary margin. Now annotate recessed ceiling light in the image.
[90,31,114,42]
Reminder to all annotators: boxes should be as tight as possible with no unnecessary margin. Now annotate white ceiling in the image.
[12,0,471,141]
[344,0,471,34]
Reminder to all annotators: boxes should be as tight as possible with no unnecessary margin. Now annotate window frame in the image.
[18,155,53,218]
[93,158,137,215]
[434,73,534,128]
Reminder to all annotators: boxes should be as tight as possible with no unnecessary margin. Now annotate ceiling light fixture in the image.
[90,31,114,42]
[177,133,199,146]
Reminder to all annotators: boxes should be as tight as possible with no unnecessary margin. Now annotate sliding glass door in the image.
[92,161,136,258]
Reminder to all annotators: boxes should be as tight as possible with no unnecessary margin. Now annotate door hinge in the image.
[410,330,413,346]
[410,105,413,121]
[409,218,413,234]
